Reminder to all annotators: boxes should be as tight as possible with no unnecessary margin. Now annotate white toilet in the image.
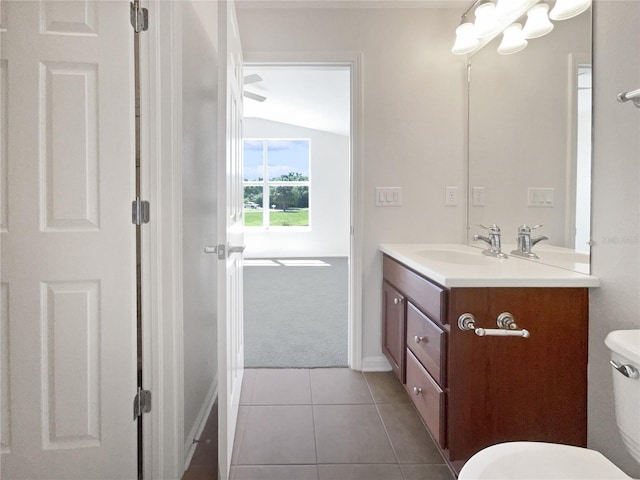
[459,329,640,480]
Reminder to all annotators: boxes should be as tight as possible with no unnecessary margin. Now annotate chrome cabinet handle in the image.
[393,297,403,305]
[414,336,426,344]
[204,246,217,254]
[475,327,530,338]
[610,360,639,379]
[413,386,422,396]
[458,312,530,338]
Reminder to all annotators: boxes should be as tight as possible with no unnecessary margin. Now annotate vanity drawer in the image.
[405,349,446,448]
[406,302,446,386]
[383,255,446,324]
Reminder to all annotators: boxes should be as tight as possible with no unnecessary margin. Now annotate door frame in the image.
[243,52,364,370]
[140,10,365,479]
[140,1,186,479]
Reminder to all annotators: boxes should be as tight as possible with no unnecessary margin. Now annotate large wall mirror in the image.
[467,6,592,274]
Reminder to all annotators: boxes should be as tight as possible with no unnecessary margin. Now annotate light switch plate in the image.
[375,187,402,207]
[527,187,554,207]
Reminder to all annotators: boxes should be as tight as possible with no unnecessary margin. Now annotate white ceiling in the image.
[243,65,351,137]
[237,0,467,9]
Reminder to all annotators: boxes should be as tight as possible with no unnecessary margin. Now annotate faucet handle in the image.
[477,223,501,233]
[517,224,543,234]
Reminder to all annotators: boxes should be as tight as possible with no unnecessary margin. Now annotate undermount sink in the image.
[416,248,497,265]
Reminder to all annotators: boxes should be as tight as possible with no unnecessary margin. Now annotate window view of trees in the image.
[243,140,311,227]
[244,174,309,211]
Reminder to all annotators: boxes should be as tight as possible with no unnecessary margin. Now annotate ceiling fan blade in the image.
[244,91,267,102]
[244,74,263,85]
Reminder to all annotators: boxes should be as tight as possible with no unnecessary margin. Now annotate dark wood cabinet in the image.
[382,254,589,474]
[382,281,405,382]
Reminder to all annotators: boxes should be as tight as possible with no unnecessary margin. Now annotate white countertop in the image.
[380,243,600,288]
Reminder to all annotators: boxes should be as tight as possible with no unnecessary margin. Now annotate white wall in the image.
[589,1,640,477]
[181,0,218,457]
[237,5,468,369]
[243,118,350,258]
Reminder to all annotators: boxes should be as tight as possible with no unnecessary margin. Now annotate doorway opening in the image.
[242,64,352,368]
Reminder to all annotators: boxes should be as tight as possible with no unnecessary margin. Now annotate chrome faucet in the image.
[473,224,507,259]
[510,224,549,259]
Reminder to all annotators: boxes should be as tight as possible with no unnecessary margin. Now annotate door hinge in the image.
[132,198,150,225]
[133,387,152,420]
[130,1,149,33]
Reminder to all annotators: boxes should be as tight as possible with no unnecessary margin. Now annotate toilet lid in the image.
[458,442,631,480]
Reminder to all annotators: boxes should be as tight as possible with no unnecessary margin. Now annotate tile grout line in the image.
[232,369,259,471]
[306,369,322,480]
[365,372,457,480]
[361,372,408,480]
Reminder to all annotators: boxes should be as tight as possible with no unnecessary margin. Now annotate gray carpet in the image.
[243,257,348,368]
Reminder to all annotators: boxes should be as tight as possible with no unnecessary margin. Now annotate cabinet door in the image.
[447,287,589,462]
[382,281,406,382]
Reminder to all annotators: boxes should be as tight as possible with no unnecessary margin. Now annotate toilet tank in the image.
[605,330,640,464]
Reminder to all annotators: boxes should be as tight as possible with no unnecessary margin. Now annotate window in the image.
[243,139,310,228]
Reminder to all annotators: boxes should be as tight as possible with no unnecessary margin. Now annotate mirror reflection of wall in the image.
[467,8,591,273]
[575,65,591,254]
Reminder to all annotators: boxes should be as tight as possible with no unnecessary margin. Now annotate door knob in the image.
[228,245,246,254]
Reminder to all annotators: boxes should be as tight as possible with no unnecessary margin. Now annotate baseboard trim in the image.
[361,355,392,372]
[183,377,218,472]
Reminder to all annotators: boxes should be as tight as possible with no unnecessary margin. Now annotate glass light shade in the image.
[549,0,591,20]
[495,0,529,18]
[474,2,501,38]
[522,3,554,38]
[452,22,480,55]
[497,23,528,54]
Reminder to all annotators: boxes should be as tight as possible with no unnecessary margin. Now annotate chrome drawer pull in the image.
[413,386,422,396]
[393,297,403,305]
[414,335,426,344]
[610,360,639,379]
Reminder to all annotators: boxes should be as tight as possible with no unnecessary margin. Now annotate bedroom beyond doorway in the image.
[244,257,348,368]
[241,64,351,368]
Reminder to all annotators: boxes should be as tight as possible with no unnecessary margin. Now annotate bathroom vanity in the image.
[380,244,599,474]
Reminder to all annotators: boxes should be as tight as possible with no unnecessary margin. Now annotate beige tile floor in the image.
[183,368,455,480]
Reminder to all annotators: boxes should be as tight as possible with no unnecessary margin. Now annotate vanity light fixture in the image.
[498,23,528,54]
[522,3,554,39]
[473,1,501,38]
[451,0,591,56]
[549,0,592,21]
[495,0,530,17]
[452,15,481,55]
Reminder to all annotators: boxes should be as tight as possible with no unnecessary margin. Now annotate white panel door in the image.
[217,1,245,479]
[0,1,137,478]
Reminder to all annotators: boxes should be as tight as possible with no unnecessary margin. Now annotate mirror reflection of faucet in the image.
[473,224,508,259]
[510,224,549,259]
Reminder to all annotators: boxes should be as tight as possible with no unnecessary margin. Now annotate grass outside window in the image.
[244,208,309,227]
